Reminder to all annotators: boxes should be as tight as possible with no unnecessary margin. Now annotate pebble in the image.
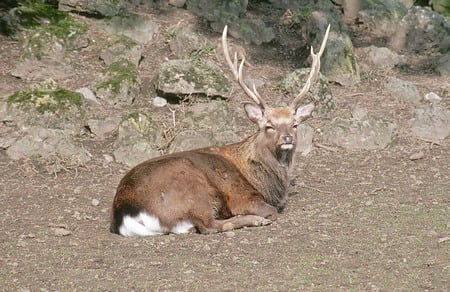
[153,96,167,107]
[425,92,441,103]
[409,151,425,161]
[103,154,114,164]
[53,227,72,237]
[224,231,235,238]
[76,87,100,105]
[91,199,100,206]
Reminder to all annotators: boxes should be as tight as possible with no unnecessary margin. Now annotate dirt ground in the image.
[0,5,449,291]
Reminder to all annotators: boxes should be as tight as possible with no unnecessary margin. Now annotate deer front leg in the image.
[217,215,273,232]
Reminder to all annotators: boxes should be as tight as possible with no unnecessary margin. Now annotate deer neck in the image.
[228,133,294,211]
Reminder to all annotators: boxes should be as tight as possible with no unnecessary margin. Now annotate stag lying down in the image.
[110,25,330,236]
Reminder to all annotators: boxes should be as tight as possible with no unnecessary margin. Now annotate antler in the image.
[222,25,264,108]
[290,24,330,109]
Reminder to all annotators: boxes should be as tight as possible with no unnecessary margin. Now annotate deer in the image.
[110,24,330,236]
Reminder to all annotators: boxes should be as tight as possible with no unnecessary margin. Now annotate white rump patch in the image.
[119,211,165,237]
[119,211,194,236]
[171,221,194,234]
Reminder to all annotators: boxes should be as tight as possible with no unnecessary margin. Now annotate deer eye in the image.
[265,125,275,133]
[293,124,298,129]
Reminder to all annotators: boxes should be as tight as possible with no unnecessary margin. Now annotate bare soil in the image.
[0,5,449,291]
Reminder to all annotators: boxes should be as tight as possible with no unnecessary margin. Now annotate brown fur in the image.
[111,105,313,235]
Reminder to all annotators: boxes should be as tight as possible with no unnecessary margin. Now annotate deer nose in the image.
[283,135,293,144]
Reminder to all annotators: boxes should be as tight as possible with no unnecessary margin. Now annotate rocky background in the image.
[0,1,449,290]
[0,0,449,171]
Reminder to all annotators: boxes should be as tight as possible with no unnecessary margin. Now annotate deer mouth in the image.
[280,143,294,150]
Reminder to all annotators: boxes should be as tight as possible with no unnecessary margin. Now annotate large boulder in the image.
[322,107,397,150]
[169,100,239,153]
[154,59,231,100]
[113,112,163,167]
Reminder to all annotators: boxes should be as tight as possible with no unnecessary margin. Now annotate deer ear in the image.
[244,103,264,124]
[295,102,315,122]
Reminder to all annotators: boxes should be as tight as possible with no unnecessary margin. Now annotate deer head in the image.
[222,25,330,166]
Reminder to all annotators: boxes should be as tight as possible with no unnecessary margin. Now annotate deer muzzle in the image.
[280,135,294,150]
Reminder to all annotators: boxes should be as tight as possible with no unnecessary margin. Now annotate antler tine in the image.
[291,24,331,109]
[222,25,264,107]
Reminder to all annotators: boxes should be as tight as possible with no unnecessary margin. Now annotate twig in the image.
[314,142,338,152]
[416,137,442,146]
[299,182,334,194]
[167,105,177,127]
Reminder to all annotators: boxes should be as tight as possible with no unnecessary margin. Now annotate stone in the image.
[76,87,99,105]
[359,46,404,70]
[59,0,125,17]
[6,127,92,170]
[320,31,360,86]
[296,124,314,156]
[103,12,159,44]
[95,59,141,106]
[5,79,85,135]
[186,0,274,45]
[154,60,231,99]
[87,117,122,140]
[322,107,397,150]
[410,104,450,141]
[100,34,143,67]
[152,96,167,107]
[384,77,421,104]
[283,68,335,114]
[169,29,209,58]
[390,6,450,53]
[113,112,162,167]
[169,100,239,153]
[11,59,74,81]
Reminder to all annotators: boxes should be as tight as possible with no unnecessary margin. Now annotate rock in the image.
[154,59,231,100]
[169,100,239,153]
[11,59,74,81]
[95,59,141,106]
[409,151,425,161]
[169,0,186,8]
[384,77,421,104]
[6,127,92,171]
[152,96,167,107]
[169,129,213,153]
[186,0,274,45]
[113,112,162,167]
[322,107,397,150]
[224,231,235,238]
[283,68,334,114]
[0,122,20,149]
[321,30,360,86]
[76,87,99,105]
[424,92,442,103]
[357,0,408,37]
[358,46,404,70]
[3,1,88,41]
[100,35,143,67]
[410,104,450,141]
[169,29,209,58]
[91,199,100,206]
[5,79,86,135]
[296,124,314,156]
[52,227,72,237]
[390,6,450,53]
[103,154,114,164]
[436,54,450,77]
[103,12,159,45]
[431,0,450,18]
[87,117,122,140]
[59,0,125,17]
